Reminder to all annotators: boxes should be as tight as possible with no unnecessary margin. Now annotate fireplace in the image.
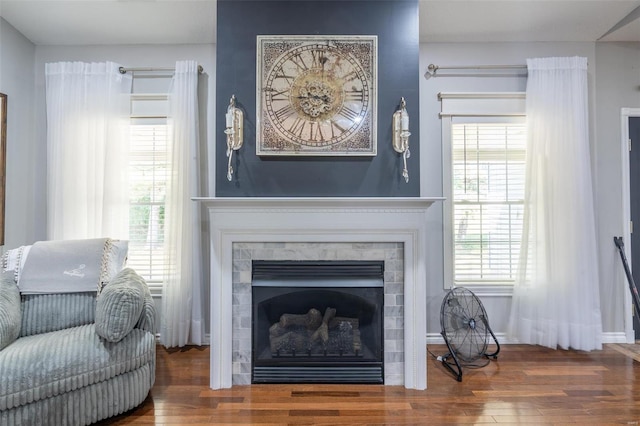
[196,196,443,390]
[252,260,385,384]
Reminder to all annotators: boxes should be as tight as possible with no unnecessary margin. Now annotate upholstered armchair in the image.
[0,239,156,425]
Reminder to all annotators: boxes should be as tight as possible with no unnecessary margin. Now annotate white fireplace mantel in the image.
[194,197,443,390]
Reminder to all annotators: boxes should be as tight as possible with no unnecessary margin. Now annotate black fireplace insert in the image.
[251,260,385,384]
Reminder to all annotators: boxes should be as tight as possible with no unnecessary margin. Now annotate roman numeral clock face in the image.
[257,36,377,156]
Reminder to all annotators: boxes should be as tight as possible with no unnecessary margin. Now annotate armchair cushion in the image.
[0,273,21,351]
[95,268,145,343]
[0,324,156,412]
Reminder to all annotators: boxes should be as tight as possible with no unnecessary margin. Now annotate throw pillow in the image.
[95,268,145,343]
[0,271,21,350]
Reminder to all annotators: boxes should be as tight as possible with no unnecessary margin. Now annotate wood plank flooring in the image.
[98,344,640,425]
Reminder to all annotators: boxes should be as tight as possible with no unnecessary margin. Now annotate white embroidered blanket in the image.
[18,238,115,294]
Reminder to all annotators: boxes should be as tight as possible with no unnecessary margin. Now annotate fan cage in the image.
[438,286,500,381]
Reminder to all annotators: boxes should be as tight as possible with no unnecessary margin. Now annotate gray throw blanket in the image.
[18,238,116,294]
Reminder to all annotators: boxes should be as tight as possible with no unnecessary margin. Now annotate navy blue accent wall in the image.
[216,0,419,197]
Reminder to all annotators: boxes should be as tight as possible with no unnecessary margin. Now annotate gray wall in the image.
[2,13,639,341]
[216,0,420,197]
[0,18,38,252]
[594,42,640,336]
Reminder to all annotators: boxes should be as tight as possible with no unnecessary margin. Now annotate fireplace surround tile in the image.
[232,242,404,386]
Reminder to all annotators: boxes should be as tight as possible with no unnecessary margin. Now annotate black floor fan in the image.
[613,237,640,335]
[438,287,500,382]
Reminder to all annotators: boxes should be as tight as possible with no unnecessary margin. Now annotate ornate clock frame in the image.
[256,35,377,156]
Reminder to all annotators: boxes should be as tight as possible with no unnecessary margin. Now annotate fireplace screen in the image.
[252,260,384,384]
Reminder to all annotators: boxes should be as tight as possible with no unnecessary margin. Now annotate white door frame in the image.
[620,107,638,343]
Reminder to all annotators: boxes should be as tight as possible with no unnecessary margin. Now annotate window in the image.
[452,121,525,282]
[128,93,170,294]
[440,93,526,294]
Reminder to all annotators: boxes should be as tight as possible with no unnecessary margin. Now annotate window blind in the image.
[128,122,168,284]
[452,122,526,284]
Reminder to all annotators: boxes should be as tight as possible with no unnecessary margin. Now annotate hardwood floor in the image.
[99,344,640,425]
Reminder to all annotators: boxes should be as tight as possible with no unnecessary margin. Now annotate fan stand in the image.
[440,315,501,382]
[438,287,501,382]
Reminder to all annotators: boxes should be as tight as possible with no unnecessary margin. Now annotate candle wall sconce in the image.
[224,94,244,181]
[392,97,411,183]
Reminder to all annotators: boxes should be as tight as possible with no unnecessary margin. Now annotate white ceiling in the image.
[420,0,640,42]
[1,0,640,45]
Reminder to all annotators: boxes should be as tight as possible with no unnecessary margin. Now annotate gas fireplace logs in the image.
[268,307,362,356]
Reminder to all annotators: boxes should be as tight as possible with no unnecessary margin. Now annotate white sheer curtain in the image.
[160,60,205,348]
[508,57,602,351]
[45,61,131,240]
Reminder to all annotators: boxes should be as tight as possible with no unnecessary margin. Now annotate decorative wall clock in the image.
[257,35,377,156]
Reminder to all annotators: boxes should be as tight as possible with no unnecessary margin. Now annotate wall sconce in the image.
[224,94,244,181]
[392,97,411,183]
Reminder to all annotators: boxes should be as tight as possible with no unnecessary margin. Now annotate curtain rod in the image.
[425,63,527,79]
[119,65,204,75]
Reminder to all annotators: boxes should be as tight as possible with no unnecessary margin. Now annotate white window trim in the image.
[440,92,525,297]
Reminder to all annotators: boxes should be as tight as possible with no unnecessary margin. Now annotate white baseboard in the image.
[154,334,212,345]
[601,332,631,344]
